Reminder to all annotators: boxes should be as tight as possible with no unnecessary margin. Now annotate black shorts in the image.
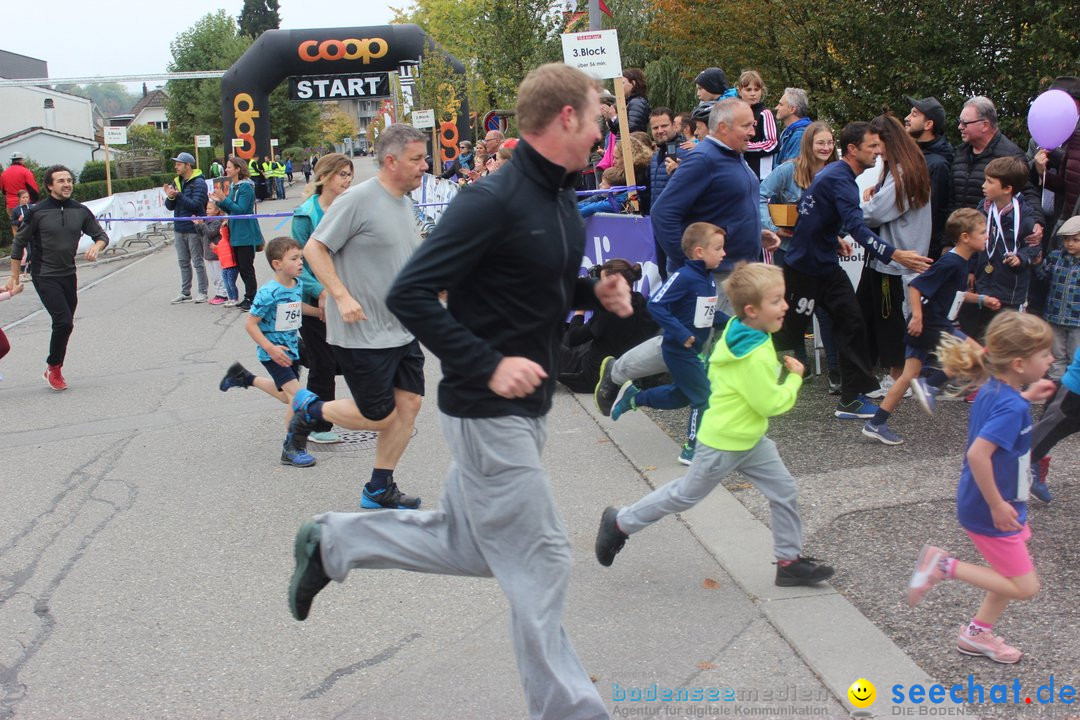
[332,339,425,421]
[260,359,301,391]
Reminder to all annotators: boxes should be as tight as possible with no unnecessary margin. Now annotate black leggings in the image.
[233,245,258,302]
[33,274,78,366]
[300,314,339,433]
[1032,385,1080,461]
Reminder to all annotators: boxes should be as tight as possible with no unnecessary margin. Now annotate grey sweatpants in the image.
[616,437,803,560]
[610,270,735,386]
[174,231,207,295]
[316,413,608,720]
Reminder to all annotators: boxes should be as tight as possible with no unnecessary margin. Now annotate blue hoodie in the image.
[776,116,811,165]
[784,161,896,277]
[647,258,730,354]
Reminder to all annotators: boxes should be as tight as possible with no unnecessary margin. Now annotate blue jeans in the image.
[276,177,285,199]
[221,267,239,301]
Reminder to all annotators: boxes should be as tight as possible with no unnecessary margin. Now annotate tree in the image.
[648,0,1080,144]
[166,10,319,151]
[54,83,139,116]
[320,106,357,147]
[238,0,280,39]
[166,11,251,144]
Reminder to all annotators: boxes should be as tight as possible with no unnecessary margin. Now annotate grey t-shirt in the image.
[311,177,423,349]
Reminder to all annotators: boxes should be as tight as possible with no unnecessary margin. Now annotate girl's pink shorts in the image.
[965,523,1033,577]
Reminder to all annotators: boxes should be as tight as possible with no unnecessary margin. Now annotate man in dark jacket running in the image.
[287,63,631,720]
[6,165,109,390]
[905,96,955,258]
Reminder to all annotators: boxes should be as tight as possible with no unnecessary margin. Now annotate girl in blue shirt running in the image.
[905,311,1056,664]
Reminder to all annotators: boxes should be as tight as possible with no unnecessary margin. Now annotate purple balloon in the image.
[1028,89,1079,150]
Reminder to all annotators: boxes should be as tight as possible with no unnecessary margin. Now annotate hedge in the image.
[72,173,175,203]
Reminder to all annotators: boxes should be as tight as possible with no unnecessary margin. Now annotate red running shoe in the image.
[44,364,67,391]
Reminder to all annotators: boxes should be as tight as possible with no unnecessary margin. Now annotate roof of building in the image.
[0,126,97,147]
[130,88,168,116]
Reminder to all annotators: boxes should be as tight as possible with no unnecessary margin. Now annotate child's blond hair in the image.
[945,207,985,244]
[681,222,724,257]
[938,311,1053,389]
[722,262,783,318]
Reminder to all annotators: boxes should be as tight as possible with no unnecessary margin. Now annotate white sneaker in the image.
[171,293,192,304]
[866,375,911,399]
[223,299,238,307]
[194,293,208,303]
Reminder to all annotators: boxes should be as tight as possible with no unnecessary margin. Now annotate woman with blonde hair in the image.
[288,153,354,443]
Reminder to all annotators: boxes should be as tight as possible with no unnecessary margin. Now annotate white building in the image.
[0,51,101,173]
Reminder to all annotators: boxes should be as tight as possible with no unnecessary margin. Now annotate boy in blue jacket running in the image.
[611,222,730,465]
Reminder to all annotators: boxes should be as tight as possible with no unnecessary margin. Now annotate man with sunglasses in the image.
[951,96,1044,247]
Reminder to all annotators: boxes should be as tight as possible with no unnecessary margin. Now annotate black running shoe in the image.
[595,506,628,566]
[219,362,249,392]
[594,356,619,416]
[775,556,835,586]
[237,299,252,311]
[361,480,421,510]
[289,521,330,621]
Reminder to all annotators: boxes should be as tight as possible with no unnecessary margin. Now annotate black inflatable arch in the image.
[221,24,468,163]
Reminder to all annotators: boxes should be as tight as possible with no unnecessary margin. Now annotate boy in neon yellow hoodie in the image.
[595,263,835,586]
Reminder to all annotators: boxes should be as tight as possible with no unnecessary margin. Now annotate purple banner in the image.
[580,213,661,297]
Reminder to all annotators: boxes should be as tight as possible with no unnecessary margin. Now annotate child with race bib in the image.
[218,236,320,467]
[609,222,730,465]
[905,311,1056,664]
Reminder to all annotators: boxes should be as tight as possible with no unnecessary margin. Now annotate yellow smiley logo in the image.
[847,678,876,709]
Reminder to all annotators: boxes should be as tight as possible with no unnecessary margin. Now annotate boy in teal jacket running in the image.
[595,262,834,586]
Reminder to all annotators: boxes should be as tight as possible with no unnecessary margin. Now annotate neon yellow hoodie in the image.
[697,316,803,451]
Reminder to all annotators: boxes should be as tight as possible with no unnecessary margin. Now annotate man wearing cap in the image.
[774,88,811,165]
[163,152,209,304]
[2,152,40,212]
[905,96,954,258]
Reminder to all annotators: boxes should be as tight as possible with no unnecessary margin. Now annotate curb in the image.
[575,392,960,715]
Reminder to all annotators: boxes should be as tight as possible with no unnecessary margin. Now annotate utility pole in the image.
[588,0,601,30]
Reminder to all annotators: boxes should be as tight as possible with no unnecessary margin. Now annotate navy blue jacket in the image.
[647,258,730,354]
[165,169,208,234]
[785,161,896,277]
[651,137,762,273]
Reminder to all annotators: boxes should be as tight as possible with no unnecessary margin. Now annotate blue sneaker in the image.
[677,443,695,465]
[281,434,316,467]
[1030,457,1052,503]
[834,395,878,419]
[861,420,903,445]
[291,388,319,420]
[219,362,249,392]
[910,377,939,416]
[361,481,421,510]
[610,382,640,422]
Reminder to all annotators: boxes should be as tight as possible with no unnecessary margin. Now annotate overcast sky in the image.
[8,0,399,81]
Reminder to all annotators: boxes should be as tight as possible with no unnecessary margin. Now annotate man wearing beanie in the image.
[694,67,735,102]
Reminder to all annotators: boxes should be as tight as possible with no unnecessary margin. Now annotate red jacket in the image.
[1,164,40,210]
[212,222,237,268]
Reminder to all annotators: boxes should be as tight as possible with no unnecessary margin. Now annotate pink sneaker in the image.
[956,625,1023,663]
[208,296,226,305]
[906,543,948,606]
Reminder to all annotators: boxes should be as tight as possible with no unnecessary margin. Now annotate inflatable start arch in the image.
[221,24,468,163]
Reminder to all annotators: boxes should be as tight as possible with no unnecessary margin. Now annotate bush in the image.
[79,161,118,183]
[72,173,174,203]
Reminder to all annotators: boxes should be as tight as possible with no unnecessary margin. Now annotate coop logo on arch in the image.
[298,38,389,64]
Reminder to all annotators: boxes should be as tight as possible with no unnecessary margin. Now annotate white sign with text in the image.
[412,109,436,130]
[104,126,128,145]
[561,29,622,80]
